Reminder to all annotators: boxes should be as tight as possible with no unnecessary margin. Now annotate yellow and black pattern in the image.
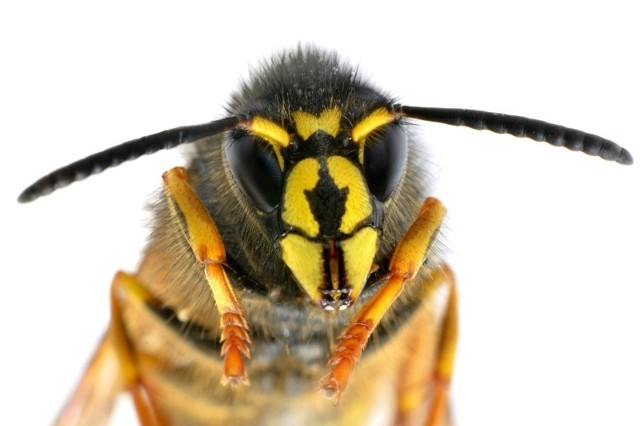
[233,101,405,310]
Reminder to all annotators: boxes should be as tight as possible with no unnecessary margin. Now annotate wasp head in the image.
[225,59,408,311]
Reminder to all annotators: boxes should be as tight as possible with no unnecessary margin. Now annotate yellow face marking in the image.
[292,107,341,140]
[280,227,378,308]
[326,156,372,235]
[280,234,324,303]
[244,116,289,170]
[247,116,290,148]
[351,107,396,143]
[340,227,378,301]
[281,158,321,237]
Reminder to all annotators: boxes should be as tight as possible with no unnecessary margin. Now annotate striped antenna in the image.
[18,116,240,203]
[401,106,633,165]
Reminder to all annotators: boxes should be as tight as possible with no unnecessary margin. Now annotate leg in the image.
[392,266,457,426]
[56,272,167,426]
[321,197,446,404]
[162,167,250,385]
[424,265,457,426]
[56,167,249,425]
[55,331,123,426]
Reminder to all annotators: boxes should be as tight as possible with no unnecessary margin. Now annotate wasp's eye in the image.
[226,134,283,212]
[363,124,408,201]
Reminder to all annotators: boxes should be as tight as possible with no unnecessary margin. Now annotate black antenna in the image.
[18,116,240,203]
[401,106,633,166]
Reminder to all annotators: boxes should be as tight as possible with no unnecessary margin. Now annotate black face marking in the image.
[304,164,348,238]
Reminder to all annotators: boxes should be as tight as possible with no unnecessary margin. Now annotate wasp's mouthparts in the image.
[319,239,353,311]
[280,227,378,312]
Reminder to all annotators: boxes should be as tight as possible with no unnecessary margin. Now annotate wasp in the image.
[19,48,633,426]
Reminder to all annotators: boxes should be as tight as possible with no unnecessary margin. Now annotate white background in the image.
[1,1,638,425]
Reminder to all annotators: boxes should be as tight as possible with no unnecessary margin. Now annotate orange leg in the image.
[57,167,250,425]
[56,272,167,426]
[322,197,446,404]
[392,266,457,426]
[162,167,250,385]
[55,332,123,426]
[424,265,458,426]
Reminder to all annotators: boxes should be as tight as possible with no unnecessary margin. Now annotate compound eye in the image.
[363,123,408,201]
[226,133,283,212]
